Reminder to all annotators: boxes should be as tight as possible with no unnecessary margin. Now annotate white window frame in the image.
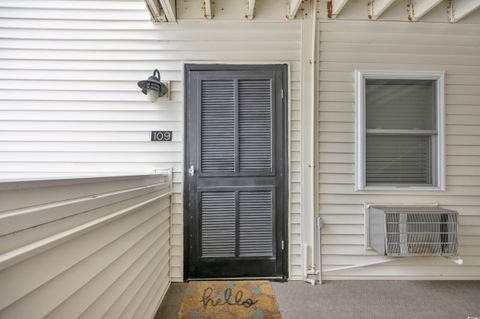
[355,70,446,192]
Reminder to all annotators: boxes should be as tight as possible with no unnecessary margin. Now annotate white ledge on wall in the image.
[0,191,171,272]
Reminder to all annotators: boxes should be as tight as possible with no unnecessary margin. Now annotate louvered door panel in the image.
[200,192,236,257]
[200,80,235,173]
[239,191,274,257]
[238,80,273,172]
[186,65,287,279]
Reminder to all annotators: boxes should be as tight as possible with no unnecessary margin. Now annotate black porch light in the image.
[137,69,168,103]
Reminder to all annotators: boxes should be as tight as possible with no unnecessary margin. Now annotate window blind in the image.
[365,79,436,186]
[366,135,432,184]
[366,80,435,130]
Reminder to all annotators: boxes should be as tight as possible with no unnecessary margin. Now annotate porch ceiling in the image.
[145,0,480,23]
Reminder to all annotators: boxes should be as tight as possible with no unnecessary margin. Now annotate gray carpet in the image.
[155,281,480,319]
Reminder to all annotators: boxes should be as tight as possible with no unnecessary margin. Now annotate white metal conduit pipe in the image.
[303,0,320,286]
[316,216,323,283]
[311,0,320,284]
[304,216,322,285]
[324,255,464,274]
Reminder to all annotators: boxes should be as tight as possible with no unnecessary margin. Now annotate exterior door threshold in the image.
[187,276,287,282]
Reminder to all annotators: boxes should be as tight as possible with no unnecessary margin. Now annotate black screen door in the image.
[184,64,288,280]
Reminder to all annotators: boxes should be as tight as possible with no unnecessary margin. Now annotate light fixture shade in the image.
[146,88,159,102]
[137,69,168,102]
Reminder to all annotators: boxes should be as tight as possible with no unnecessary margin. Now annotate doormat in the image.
[178,280,282,319]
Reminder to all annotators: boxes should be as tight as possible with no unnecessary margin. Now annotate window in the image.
[355,70,445,191]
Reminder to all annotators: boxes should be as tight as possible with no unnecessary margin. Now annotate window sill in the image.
[355,186,446,192]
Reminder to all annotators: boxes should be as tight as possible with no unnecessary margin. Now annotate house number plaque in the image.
[151,131,172,141]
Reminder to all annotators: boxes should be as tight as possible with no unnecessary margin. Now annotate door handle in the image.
[188,165,195,176]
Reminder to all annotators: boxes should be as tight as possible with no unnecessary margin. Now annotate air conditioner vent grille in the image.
[369,206,458,257]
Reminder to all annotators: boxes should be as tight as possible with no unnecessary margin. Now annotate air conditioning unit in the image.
[369,206,458,257]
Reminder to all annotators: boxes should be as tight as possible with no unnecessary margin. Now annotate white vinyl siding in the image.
[2,0,479,285]
[0,175,171,319]
[0,0,304,280]
[318,17,480,279]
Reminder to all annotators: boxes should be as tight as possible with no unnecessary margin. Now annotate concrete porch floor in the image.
[155,281,480,319]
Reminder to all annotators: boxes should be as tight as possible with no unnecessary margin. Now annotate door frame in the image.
[183,63,290,281]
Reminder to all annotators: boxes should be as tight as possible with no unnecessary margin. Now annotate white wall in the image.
[4,0,477,284]
[317,1,480,279]
[0,174,171,318]
[0,0,305,280]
